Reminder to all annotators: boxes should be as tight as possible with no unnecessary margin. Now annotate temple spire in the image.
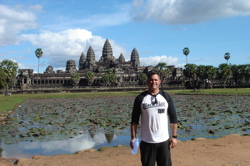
[131,48,140,69]
[85,46,96,70]
[118,53,125,63]
[79,52,86,70]
[100,39,114,62]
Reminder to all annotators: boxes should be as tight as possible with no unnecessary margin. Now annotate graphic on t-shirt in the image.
[158,109,165,113]
[142,102,165,109]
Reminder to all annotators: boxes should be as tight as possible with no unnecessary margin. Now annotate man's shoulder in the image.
[139,91,148,96]
[134,91,147,97]
[134,91,148,102]
[159,90,170,102]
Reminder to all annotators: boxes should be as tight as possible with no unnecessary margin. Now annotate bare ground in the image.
[1,134,249,166]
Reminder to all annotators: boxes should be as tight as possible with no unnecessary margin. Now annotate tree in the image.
[183,47,190,64]
[102,74,109,86]
[183,64,197,89]
[224,52,230,64]
[204,65,217,80]
[0,68,6,90]
[101,69,117,86]
[139,73,147,85]
[71,72,80,86]
[231,64,239,85]
[154,62,170,89]
[217,63,232,88]
[86,71,95,86]
[196,65,206,88]
[0,60,18,96]
[204,65,217,88]
[237,64,250,86]
[35,48,43,73]
[196,65,206,81]
[183,64,197,80]
[243,64,250,86]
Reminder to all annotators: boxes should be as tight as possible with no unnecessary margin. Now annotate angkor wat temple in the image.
[16,39,183,91]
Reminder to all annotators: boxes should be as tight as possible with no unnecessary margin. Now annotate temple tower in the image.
[99,39,115,62]
[66,60,77,73]
[118,53,125,63]
[79,52,86,70]
[131,48,140,69]
[44,65,55,73]
[85,46,96,70]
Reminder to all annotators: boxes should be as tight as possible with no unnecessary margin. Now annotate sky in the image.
[0,0,250,73]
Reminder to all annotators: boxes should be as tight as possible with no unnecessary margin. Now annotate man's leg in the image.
[140,141,157,166]
[156,139,172,166]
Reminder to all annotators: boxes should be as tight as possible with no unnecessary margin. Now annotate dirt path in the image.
[1,134,249,166]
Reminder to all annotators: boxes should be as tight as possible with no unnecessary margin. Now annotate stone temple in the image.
[16,39,183,90]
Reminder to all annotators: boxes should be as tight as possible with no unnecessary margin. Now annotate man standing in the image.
[130,72,178,166]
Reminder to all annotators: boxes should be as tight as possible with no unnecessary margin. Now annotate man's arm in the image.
[170,123,178,149]
[130,94,143,149]
[130,123,138,149]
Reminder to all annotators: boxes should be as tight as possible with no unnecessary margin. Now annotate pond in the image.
[0,95,249,159]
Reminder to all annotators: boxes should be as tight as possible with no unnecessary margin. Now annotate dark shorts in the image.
[140,139,172,166]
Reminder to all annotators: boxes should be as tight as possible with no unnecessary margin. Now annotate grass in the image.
[0,88,250,113]
[169,88,250,95]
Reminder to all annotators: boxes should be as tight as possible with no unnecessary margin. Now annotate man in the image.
[130,71,178,166]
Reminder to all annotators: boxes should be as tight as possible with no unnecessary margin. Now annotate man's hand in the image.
[130,138,136,149]
[170,138,178,149]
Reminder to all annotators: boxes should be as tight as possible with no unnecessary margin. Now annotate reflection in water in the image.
[104,126,115,143]
[1,131,120,159]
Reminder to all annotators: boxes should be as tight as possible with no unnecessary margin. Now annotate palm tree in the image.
[0,145,3,158]
[183,64,197,80]
[102,69,117,86]
[224,52,230,64]
[86,71,95,86]
[183,63,197,89]
[231,64,239,86]
[154,62,170,90]
[71,72,80,86]
[0,68,6,90]
[196,65,206,88]
[139,73,147,85]
[204,65,217,88]
[183,47,190,64]
[237,64,250,86]
[217,63,232,88]
[35,48,43,73]
[0,60,18,96]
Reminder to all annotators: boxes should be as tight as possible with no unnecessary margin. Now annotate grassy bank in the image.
[0,88,250,113]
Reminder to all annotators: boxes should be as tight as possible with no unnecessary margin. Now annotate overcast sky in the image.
[0,0,250,73]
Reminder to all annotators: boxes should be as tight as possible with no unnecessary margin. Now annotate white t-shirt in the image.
[140,93,169,143]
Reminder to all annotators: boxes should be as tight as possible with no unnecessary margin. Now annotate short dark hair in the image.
[147,71,160,79]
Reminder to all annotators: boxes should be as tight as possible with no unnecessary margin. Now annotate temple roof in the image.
[131,48,139,62]
[100,39,114,62]
[86,46,95,63]
[118,53,125,63]
[80,52,86,61]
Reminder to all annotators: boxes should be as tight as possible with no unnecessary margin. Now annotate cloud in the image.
[0,4,37,46]
[132,0,250,24]
[19,29,129,69]
[2,134,96,158]
[140,55,178,66]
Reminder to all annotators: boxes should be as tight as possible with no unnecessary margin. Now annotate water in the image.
[1,129,131,159]
[1,95,249,159]
[2,126,248,159]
